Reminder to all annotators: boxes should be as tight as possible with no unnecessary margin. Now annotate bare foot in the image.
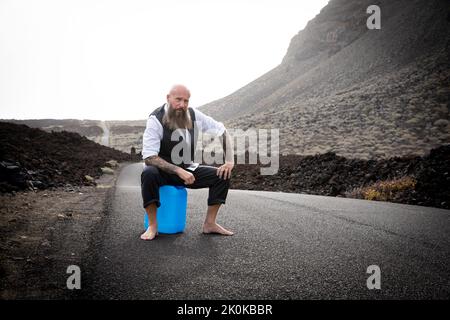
[202,222,234,236]
[140,225,158,240]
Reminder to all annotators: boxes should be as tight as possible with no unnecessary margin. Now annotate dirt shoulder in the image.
[0,163,126,299]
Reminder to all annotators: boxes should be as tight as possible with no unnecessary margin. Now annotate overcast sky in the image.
[0,0,328,120]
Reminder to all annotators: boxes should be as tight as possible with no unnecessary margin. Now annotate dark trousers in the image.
[141,165,230,208]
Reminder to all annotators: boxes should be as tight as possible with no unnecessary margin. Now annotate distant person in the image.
[140,84,234,240]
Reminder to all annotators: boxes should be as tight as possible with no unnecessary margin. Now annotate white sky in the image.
[0,0,328,120]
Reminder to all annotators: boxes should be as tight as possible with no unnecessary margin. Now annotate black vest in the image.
[150,104,197,167]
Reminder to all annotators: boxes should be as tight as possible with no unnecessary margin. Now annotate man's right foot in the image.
[202,222,234,236]
[140,226,158,240]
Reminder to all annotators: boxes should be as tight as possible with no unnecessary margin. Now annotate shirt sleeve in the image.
[141,116,163,160]
[193,108,226,136]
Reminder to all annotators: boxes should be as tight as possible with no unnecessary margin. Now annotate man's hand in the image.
[217,162,234,180]
[145,156,195,185]
[176,167,195,185]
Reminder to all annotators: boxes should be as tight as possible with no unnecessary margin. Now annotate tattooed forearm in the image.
[144,155,180,174]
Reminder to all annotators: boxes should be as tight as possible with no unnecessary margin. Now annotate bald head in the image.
[168,84,191,98]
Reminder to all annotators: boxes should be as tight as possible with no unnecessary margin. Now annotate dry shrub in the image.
[347,176,416,202]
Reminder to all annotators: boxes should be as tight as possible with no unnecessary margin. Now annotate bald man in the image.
[140,85,234,240]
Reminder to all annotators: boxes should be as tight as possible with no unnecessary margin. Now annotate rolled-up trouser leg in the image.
[141,165,163,208]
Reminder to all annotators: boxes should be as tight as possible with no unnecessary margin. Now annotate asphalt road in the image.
[79,163,450,299]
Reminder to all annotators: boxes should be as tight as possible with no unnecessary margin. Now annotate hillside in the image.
[105,120,146,155]
[2,119,104,137]
[0,119,146,155]
[200,0,450,159]
[0,122,131,193]
[230,145,450,209]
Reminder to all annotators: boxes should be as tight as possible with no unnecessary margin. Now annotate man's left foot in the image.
[140,225,158,240]
[202,223,234,236]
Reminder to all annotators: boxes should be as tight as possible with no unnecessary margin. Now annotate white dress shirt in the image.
[142,104,226,160]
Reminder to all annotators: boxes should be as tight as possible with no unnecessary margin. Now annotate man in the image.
[140,84,234,240]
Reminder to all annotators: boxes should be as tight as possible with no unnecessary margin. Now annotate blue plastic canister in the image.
[144,185,187,234]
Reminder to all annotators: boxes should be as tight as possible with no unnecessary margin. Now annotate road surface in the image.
[79,163,450,299]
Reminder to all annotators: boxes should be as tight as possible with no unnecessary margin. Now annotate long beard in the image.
[162,104,192,130]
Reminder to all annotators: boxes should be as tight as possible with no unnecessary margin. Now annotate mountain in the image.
[199,0,450,159]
